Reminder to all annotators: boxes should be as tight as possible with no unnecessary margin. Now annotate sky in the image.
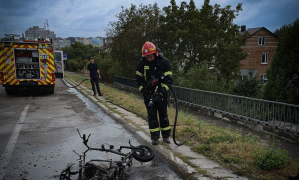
[0,0,298,38]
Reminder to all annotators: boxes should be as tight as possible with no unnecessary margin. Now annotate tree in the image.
[158,0,248,86]
[263,19,299,105]
[61,41,97,61]
[106,0,248,92]
[61,41,98,71]
[106,3,161,78]
[156,0,185,71]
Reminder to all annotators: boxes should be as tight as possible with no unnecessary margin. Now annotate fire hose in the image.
[170,86,196,146]
[54,62,89,88]
[60,77,89,88]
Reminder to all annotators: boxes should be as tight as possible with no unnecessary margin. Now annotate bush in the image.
[255,144,290,171]
[67,58,88,71]
[175,61,235,94]
[94,53,116,83]
[233,70,262,98]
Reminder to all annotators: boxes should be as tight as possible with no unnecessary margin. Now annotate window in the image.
[261,74,267,83]
[261,53,268,64]
[259,37,265,45]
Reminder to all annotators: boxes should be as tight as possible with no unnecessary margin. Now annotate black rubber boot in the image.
[163,138,170,144]
[152,140,158,146]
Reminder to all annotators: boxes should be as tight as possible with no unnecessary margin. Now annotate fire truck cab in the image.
[0,34,56,94]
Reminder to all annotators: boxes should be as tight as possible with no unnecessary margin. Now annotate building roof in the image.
[241,27,277,38]
[98,44,110,51]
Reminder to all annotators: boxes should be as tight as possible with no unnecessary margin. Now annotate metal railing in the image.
[113,76,299,135]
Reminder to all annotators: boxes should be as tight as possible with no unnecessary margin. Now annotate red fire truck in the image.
[0,34,56,94]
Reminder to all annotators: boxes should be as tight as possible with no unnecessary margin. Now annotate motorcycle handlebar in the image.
[77,129,142,156]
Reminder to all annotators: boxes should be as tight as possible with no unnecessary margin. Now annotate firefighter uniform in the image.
[136,45,173,142]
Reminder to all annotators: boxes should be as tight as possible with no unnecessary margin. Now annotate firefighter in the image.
[136,41,173,146]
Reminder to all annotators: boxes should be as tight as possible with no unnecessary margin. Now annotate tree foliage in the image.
[106,3,161,78]
[262,19,299,105]
[106,0,248,92]
[62,41,97,60]
[156,0,185,71]
[93,52,115,82]
[176,61,234,93]
[233,70,262,98]
[61,41,99,71]
[157,0,248,82]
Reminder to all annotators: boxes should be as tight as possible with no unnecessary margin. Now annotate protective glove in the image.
[153,93,163,103]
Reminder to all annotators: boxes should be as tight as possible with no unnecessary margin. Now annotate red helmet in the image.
[142,41,158,57]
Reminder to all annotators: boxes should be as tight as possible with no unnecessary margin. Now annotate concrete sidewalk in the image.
[65,78,249,180]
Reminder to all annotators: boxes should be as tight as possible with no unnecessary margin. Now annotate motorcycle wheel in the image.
[132,145,155,162]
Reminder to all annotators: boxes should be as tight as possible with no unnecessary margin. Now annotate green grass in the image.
[65,72,299,180]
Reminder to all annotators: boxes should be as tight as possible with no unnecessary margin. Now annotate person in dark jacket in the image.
[136,41,173,146]
[87,57,102,96]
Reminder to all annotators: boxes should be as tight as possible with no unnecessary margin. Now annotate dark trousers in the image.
[144,96,171,140]
[90,77,101,95]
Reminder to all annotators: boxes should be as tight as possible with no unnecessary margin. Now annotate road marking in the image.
[0,98,31,180]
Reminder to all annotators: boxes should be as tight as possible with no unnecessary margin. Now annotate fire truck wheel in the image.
[5,90,13,95]
[49,87,54,94]
[44,87,54,94]
[5,87,14,95]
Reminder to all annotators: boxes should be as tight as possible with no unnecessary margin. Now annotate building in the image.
[21,23,109,50]
[103,37,112,45]
[50,36,109,50]
[74,37,84,44]
[52,38,71,50]
[240,26,278,83]
[92,37,104,47]
[83,38,91,45]
[24,26,56,40]
[69,37,76,44]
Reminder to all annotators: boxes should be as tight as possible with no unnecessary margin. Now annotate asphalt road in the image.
[0,80,183,180]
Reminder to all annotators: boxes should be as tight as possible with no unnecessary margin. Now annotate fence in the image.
[113,76,299,135]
